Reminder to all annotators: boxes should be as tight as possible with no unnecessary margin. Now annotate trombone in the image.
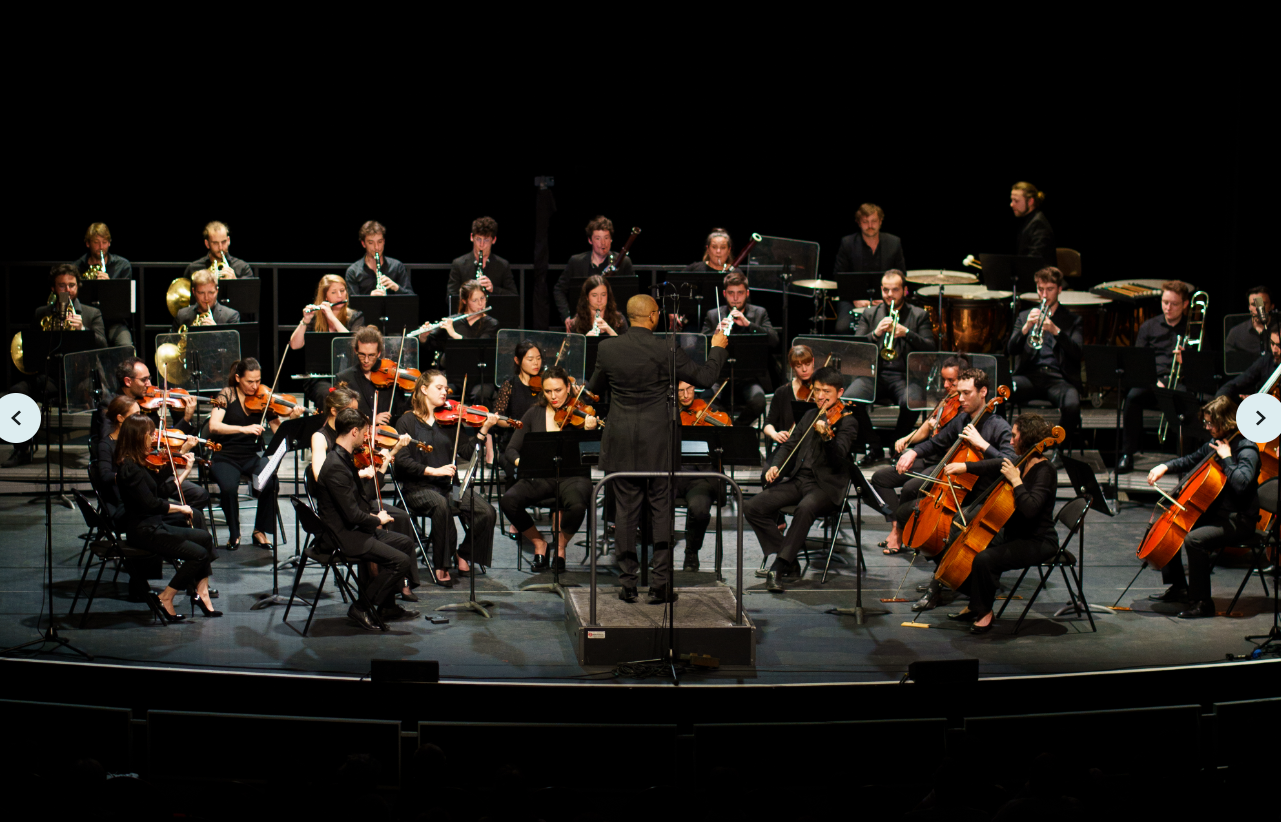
[1157,290,1209,442]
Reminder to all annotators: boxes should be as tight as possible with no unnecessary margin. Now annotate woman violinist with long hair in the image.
[114,414,218,621]
[494,341,544,534]
[1145,395,1260,618]
[764,345,817,446]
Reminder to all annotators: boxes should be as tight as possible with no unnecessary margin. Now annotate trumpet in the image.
[1027,298,1049,350]
[1158,290,1209,442]
[878,300,901,361]
[83,250,107,280]
[962,254,982,270]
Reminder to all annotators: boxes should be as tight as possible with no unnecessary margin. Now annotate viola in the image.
[242,386,303,416]
[373,423,432,453]
[1136,432,1243,571]
[434,399,523,428]
[681,398,731,427]
[140,386,227,410]
[905,385,1011,556]
[143,448,209,472]
[155,428,222,452]
[352,443,387,470]
[553,393,598,429]
[369,358,422,391]
[934,426,1065,591]
[795,380,813,402]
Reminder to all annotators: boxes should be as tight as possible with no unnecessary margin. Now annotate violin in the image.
[553,390,598,429]
[795,380,813,402]
[143,448,209,472]
[934,426,1065,591]
[434,399,523,428]
[242,386,304,416]
[925,392,962,431]
[141,386,227,410]
[904,385,1011,556]
[373,423,432,453]
[155,428,222,452]
[680,398,731,427]
[369,358,422,391]
[527,372,599,402]
[352,443,388,470]
[1136,432,1243,571]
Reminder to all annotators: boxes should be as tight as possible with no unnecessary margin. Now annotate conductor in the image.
[587,294,729,604]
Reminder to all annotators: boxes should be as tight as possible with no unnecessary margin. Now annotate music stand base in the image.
[1055,603,1116,617]
[251,593,308,610]
[436,599,494,619]
[826,605,890,624]
[1,632,94,660]
[520,581,579,599]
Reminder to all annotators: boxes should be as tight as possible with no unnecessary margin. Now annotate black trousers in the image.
[614,476,673,589]
[952,534,1059,615]
[1161,511,1253,601]
[1122,384,1188,455]
[500,476,592,538]
[400,480,496,568]
[744,474,839,565]
[107,322,132,348]
[1014,368,1080,443]
[892,477,931,530]
[710,380,766,426]
[850,370,920,451]
[209,454,277,541]
[674,475,716,554]
[871,463,934,523]
[129,521,216,593]
[349,530,415,609]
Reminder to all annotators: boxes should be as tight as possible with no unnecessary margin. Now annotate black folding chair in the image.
[68,491,170,627]
[283,496,362,636]
[1224,477,1278,614]
[996,495,1096,633]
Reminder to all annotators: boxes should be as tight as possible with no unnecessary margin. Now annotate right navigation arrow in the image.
[1259,411,1267,426]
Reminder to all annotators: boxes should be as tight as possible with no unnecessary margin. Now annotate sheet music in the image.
[253,437,289,492]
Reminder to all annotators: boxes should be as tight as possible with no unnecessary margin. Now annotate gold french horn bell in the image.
[166,277,192,317]
[154,325,189,384]
[10,332,34,375]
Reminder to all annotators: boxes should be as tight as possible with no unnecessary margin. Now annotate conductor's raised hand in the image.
[711,331,729,349]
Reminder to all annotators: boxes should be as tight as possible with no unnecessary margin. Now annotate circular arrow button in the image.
[0,393,41,444]
[1238,393,1281,444]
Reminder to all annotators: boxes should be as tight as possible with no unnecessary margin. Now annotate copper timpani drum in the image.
[917,285,1013,354]
[1018,290,1113,346]
[1091,278,1193,347]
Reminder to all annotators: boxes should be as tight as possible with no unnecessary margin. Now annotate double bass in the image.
[904,385,1011,555]
[935,425,1065,590]
[1136,431,1242,570]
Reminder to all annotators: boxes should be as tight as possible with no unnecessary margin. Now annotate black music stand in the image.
[827,461,891,624]
[348,295,420,335]
[442,339,497,402]
[303,332,345,377]
[721,335,774,418]
[1083,344,1157,504]
[77,279,134,329]
[22,331,100,508]
[981,254,1043,332]
[185,323,255,367]
[251,414,321,607]
[515,431,597,599]
[1058,454,1117,618]
[218,278,260,321]
[1153,388,1205,458]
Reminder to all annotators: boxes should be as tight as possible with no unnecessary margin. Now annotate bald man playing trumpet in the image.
[586,295,729,604]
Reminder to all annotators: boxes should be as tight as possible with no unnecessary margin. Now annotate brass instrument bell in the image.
[10,332,33,374]
[166,278,193,317]
[154,325,190,384]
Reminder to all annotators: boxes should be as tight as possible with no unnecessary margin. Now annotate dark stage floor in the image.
[1,443,1275,685]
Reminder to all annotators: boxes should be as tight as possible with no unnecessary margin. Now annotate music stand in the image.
[251,414,322,609]
[218,278,260,320]
[348,295,420,335]
[831,272,886,303]
[1179,349,1221,396]
[1083,344,1157,506]
[1153,388,1204,458]
[479,294,519,330]
[77,279,134,326]
[513,431,598,600]
[442,339,497,399]
[721,335,774,418]
[827,460,890,624]
[1057,455,1118,618]
[677,427,743,583]
[21,330,100,508]
[981,254,1043,332]
[301,332,345,377]
[494,330,586,386]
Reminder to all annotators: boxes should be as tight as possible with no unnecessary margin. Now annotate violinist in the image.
[870,356,965,555]
[93,395,154,602]
[446,216,518,300]
[392,371,498,587]
[346,220,413,296]
[289,274,365,407]
[764,345,817,446]
[311,387,421,601]
[744,366,858,592]
[182,221,255,279]
[314,408,417,630]
[1145,396,1260,618]
[207,358,304,550]
[676,381,723,571]
[1217,324,1280,400]
[700,272,778,426]
[499,367,598,572]
[334,326,397,426]
[568,275,626,337]
[940,413,1059,634]
[494,341,544,501]
[114,414,218,622]
[86,357,196,466]
[172,269,241,331]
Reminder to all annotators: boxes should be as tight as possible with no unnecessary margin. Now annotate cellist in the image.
[1145,395,1260,618]
[938,413,1060,634]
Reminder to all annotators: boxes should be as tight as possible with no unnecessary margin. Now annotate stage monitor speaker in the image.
[371,659,440,684]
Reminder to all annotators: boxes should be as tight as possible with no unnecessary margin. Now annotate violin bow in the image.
[389,327,408,420]
[693,382,728,426]
[261,347,289,426]
[449,375,468,483]
[770,399,832,483]
[370,390,383,509]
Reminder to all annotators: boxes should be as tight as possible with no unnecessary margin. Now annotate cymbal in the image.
[793,278,839,290]
[905,271,978,285]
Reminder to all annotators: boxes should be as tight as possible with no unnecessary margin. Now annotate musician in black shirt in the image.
[288,274,365,408]
[1217,325,1280,400]
[1118,281,1191,473]
[569,275,627,337]
[700,272,778,426]
[333,326,399,428]
[1224,286,1274,363]
[1007,267,1083,450]
[1011,182,1056,268]
[676,381,725,572]
[832,203,906,274]
[75,222,133,346]
[446,216,518,303]
[182,221,255,279]
[684,227,744,276]
[346,220,413,296]
[493,340,544,504]
[554,215,635,329]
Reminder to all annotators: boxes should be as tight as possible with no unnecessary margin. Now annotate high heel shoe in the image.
[148,592,185,623]
[191,593,223,617]
[530,553,549,572]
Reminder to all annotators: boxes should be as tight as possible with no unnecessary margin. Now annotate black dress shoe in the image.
[683,553,700,572]
[970,621,994,635]
[619,587,638,603]
[530,553,549,572]
[765,571,785,593]
[1116,454,1134,474]
[434,574,457,588]
[378,603,419,621]
[647,586,677,604]
[552,556,566,573]
[348,603,379,631]
[1148,586,1189,602]
[399,588,419,602]
[913,581,941,612]
[777,562,802,582]
[1177,600,1215,619]
[223,538,240,551]
[190,594,223,617]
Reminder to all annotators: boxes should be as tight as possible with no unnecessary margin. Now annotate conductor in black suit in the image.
[314,408,417,631]
[1011,182,1056,268]
[172,269,242,330]
[1007,267,1083,450]
[588,294,730,604]
[699,271,778,426]
[832,203,906,275]
[744,366,858,592]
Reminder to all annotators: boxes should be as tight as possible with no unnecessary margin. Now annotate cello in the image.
[1136,431,1242,570]
[904,385,1011,555]
[934,425,1065,590]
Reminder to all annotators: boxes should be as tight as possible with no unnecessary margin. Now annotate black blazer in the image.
[1007,303,1085,390]
[172,302,241,331]
[1217,354,1278,399]
[447,253,518,300]
[314,446,383,556]
[587,327,727,472]
[1016,210,1056,268]
[33,298,107,348]
[853,302,936,371]
[768,407,858,506]
[832,232,905,274]
[699,303,779,347]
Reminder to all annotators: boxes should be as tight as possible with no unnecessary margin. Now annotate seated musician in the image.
[1145,396,1260,618]
[764,345,817,447]
[289,274,365,407]
[182,221,255,279]
[1011,181,1056,269]
[1217,324,1280,400]
[346,220,413,296]
[423,282,501,343]
[555,215,635,331]
[75,222,133,346]
[833,203,906,329]
[494,341,544,499]
[392,371,498,586]
[1118,280,1191,474]
[744,366,858,592]
[569,275,627,337]
[1007,266,1082,452]
[940,412,1059,634]
[100,356,195,439]
[850,269,937,462]
[314,407,418,630]
[114,413,218,622]
[684,227,744,275]
[207,358,304,550]
[677,380,726,572]
[700,272,779,426]
[1225,286,1274,363]
[447,216,518,302]
[311,386,420,601]
[870,356,965,555]
[172,269,241,331]
[94,395,156,602]
[333,326,398,427]
[499,367,598,572]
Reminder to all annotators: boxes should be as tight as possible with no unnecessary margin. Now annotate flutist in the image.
[1007,266,1082,456]
[172,269,241,331]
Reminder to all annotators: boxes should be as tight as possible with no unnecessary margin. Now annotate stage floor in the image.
[1,447,1275,685]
